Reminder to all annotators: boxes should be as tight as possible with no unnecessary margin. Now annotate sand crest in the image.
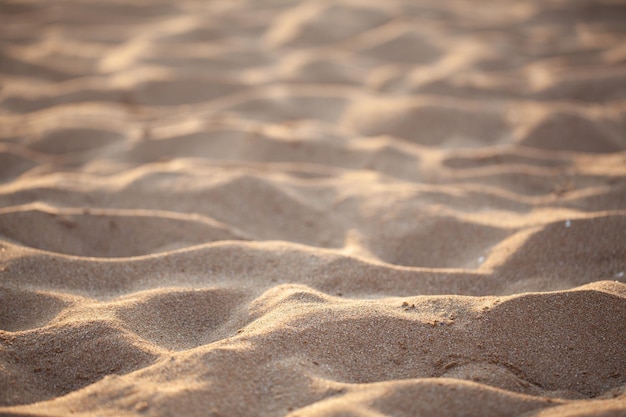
[1,0,625,416]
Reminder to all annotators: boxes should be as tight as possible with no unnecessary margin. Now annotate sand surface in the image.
[1,0,625,416]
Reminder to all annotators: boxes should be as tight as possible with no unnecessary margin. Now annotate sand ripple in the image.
[1,0,625,416]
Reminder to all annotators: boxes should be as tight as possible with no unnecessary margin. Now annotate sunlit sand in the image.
[0,0,625,416]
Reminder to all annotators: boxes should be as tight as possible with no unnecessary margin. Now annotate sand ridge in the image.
[0,0,625,416]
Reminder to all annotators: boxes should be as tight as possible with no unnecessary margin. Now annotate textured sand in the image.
[1,0,625,416]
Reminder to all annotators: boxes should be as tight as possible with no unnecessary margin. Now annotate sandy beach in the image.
[0,0,625,416]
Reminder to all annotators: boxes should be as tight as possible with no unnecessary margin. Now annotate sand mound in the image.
[1,0,625,416]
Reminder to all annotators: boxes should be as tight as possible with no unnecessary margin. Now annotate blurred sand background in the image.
[0,0,625,416]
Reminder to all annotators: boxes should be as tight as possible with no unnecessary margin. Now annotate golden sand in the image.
[0,0,625,416]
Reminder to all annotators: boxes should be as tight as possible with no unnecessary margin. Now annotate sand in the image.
[0,0,625,416]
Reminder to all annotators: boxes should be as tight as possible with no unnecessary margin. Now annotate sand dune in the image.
[0,0,625,416]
